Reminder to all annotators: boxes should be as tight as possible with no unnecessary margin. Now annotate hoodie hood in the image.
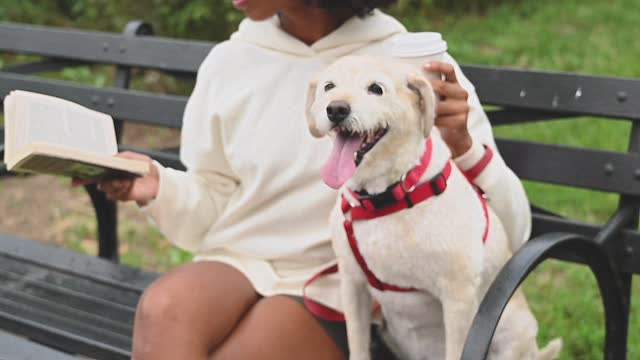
[230,10,406,58]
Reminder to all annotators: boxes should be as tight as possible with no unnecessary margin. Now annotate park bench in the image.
[0,20,639,360]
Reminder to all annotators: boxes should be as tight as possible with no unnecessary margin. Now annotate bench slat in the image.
[0,234,159,291]
[0,330,79,360]
[0,258,137,318]
[0,280,132,335]
[0,296,131,359]
[0,71,186,128]
[531,212,640,274]
[497,138,640,196]
[462,65,640,121]
[0,22,213,73]
[0,254,141,307]
[0,234,154,359]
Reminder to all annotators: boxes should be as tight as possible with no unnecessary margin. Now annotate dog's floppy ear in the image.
[407,73,437,137]
[305,78,323,138]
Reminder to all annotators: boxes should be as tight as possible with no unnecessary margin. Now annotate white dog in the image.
[305,56,561,360]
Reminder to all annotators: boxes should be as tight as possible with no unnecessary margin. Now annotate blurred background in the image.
[1,0,639,358]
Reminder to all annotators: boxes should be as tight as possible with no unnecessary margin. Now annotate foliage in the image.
[0,0,243,41]
[0,0,517,40]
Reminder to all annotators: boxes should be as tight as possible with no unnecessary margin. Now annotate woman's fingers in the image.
[429,78,468,100]
[424,61,458,83]
[101,178,134,201]
[435,99,470,116]
[72,151,158,204]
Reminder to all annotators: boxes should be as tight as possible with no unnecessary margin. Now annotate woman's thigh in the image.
[210,295,347,360]
[132,261,259,360]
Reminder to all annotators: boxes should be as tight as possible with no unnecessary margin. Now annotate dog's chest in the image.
[351,202,450,285]
[333,174,485,288]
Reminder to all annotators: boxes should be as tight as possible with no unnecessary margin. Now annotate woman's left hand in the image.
[424,61,473,158]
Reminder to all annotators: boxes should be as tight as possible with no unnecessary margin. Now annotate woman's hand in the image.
[71,152,159,206]
[424,61,473,158]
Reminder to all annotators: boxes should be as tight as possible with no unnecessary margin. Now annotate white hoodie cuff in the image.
[139,161,178,222]
[453,140,485,171]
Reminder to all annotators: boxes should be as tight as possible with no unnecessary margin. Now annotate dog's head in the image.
[306,55,437,190]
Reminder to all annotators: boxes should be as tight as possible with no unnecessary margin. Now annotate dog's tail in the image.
[537,338,562,360]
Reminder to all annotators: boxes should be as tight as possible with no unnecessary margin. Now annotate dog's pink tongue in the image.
[322,133,365,189]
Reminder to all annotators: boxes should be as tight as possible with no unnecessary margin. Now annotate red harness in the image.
[304,139,494,321]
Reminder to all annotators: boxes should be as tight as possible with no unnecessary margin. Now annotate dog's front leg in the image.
[441,285,480,360]
[339,265,373,360]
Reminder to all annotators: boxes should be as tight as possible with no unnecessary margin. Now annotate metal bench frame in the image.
[1,20,639,360]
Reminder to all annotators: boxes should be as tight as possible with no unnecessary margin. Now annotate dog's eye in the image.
[368,83,384,96]
[324,82,336,92]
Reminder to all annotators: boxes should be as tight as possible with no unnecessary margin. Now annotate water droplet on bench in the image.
[604,163,615,176]
[574,87,582,99]
[617,91,628,103]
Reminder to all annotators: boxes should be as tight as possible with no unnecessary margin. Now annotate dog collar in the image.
[344,138,452,219]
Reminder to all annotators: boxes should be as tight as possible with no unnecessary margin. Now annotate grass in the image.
[3,0,639,358]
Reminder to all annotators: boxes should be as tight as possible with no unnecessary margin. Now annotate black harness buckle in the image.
[356,182,400,210]
[430,171,446,196]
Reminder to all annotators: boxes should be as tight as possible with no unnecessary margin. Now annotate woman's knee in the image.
[135,281,183,327]
[135,261,259,328]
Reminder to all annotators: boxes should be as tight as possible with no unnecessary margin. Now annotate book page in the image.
[16,91,117,156]
[3,93,16,162]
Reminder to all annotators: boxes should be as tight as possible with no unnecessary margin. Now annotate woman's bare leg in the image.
[132,261,259,360]
[211,295,346,360]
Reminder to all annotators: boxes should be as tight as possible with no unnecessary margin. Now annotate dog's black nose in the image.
[326,101,351,124]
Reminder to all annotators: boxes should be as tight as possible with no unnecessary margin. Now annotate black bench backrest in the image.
[464,66,640,275]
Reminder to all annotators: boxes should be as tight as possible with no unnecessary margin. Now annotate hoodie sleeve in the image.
[444,54,532,251]
[140,48,239,252]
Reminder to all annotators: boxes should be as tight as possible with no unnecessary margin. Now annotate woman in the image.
[95,0,531,358]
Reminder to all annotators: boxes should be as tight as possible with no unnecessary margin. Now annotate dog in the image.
[305,55,561,360]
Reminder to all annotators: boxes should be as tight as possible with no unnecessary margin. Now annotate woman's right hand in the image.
[72,152,160,206]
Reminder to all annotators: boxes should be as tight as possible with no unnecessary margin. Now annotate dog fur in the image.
[306,55,561,360]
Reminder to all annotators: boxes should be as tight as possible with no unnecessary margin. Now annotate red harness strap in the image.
[342,161,453,292]
[463,145,494,183]
[462,145,494,243]
[303,264,346,321]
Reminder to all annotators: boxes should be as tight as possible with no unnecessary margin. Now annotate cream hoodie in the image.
[141,10,531,311]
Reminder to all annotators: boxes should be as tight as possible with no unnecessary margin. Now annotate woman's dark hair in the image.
[307,0,397,17]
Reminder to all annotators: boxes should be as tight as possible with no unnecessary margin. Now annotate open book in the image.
[3,90,149,179]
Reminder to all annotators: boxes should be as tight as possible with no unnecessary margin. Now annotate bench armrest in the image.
[461,232,627,359]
